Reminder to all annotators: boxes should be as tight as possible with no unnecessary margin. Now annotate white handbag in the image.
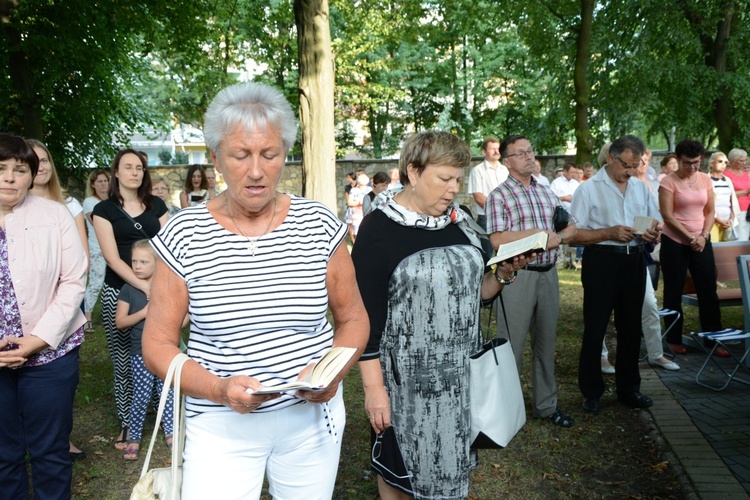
[469,336,526,448]
[469,293,526,449]
[131,353,190,500]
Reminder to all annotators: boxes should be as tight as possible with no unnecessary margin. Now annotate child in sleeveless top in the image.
[116,240,175,460]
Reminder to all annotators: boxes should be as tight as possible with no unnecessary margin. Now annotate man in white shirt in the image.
[468,137,509,256]
[550,163,580,210]
[532,159,550,186]
[569,135,662,415]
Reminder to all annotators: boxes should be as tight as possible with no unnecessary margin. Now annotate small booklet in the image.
[487,231,549,266]
[632,216,657,235]
[249,346,358,394]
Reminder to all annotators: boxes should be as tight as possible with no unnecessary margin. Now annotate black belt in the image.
[525,264,556,272]
[589,244,644,255]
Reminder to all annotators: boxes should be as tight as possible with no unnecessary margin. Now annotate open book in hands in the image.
[249,346,358,395]
[632,216,657,235]
[487,231,549,267]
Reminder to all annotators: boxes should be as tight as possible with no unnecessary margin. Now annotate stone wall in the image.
[129,151,673,219]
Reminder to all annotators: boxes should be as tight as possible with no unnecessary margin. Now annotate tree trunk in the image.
[710,4,738,152]
[573,0,594,164]
[294,0,337,213]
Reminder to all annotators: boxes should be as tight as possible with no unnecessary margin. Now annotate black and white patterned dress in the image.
[353,208,484,499]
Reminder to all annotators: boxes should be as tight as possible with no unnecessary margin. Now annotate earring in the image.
[411,186,416,193]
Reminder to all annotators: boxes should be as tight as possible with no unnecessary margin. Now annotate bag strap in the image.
[115,204,151,240]
[139,352,190,484]
[498,291,512,347]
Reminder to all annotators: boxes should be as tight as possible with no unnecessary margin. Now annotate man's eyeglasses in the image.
[614,156,643,169]
[504,148,535,159]
[681,159,702,168]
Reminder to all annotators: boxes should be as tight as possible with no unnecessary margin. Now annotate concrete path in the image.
[642,343,750,498]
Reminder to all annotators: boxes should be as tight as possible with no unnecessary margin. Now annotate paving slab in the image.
[643,342,750,497]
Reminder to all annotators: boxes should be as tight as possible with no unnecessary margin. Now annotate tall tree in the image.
[295,0,336,210]
[0,0,173,174]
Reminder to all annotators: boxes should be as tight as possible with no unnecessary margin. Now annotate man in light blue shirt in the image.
[569,135,662,415]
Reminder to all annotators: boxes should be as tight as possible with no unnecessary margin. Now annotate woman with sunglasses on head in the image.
[92,150,168,449]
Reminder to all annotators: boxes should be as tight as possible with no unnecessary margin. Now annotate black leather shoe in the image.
[582,399,599,415]
[618,392,653,409]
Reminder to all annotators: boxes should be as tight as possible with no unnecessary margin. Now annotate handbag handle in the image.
[138,352,190,491]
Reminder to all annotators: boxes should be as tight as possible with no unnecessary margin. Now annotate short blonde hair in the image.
[398,131,471,186]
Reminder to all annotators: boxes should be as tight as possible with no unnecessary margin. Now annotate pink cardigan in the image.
[5,195,87,349]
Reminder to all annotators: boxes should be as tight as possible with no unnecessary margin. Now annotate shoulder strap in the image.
[115,204,151,239]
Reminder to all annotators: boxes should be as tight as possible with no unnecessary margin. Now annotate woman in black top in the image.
[92,149,168,449]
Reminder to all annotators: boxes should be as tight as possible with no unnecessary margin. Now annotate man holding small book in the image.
[485,134,578,429]
[568,135,662,415]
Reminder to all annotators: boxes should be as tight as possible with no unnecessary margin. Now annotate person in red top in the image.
[723,148,749,240]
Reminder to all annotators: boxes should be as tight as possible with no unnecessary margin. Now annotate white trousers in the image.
[182,389,345,500]
[602,270,664,361]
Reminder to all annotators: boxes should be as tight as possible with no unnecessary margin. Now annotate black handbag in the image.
[553,206,569,232]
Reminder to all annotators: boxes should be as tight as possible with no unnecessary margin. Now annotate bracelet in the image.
[494,269,517,285]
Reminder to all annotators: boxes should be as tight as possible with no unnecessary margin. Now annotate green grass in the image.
[71,268,743,498]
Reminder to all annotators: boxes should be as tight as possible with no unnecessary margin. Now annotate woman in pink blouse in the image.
[0,134,88,497]
[659,139,726,357]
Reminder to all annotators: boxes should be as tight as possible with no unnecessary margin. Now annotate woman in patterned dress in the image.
[352,130,523,499]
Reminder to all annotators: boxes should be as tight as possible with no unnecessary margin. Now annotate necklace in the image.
[225,194,277,257]
[680,173,697,186]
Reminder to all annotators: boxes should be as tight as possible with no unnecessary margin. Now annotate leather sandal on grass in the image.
[123,441,140,461]
[546,408,574,428]
[114,425,129,450]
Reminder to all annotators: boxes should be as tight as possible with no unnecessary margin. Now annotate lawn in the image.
[70,267,736,498]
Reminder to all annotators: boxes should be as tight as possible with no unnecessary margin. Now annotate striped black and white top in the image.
[151,195,346,416]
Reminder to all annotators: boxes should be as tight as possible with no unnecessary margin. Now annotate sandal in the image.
[545,408,574,428]
[114,425,129,450]
[123,441,140,461]
[164,434,173,451]
[83,321,95,333]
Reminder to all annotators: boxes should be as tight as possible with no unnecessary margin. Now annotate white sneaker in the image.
[601,359,616,374]
[649,358,680,371]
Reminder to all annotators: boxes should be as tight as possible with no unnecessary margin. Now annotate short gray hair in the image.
[597,142,611,168]
[204,82,297,154]
[728,148,748,162]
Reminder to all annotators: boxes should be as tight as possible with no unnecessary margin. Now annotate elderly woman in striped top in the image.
[143,82,369,499]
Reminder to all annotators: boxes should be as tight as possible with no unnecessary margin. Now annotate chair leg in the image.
[692,334,750,391]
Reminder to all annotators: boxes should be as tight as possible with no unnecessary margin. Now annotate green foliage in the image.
[171,151,189,165]
[157,149,173,165]
[0,0,172,179]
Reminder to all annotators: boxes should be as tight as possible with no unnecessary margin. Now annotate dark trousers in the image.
[0,348,79,500]
[660,235,722,343]
[579,247,646,400]
[475,214,494,259]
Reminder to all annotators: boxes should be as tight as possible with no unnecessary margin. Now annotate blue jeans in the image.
[0,348,79,500]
